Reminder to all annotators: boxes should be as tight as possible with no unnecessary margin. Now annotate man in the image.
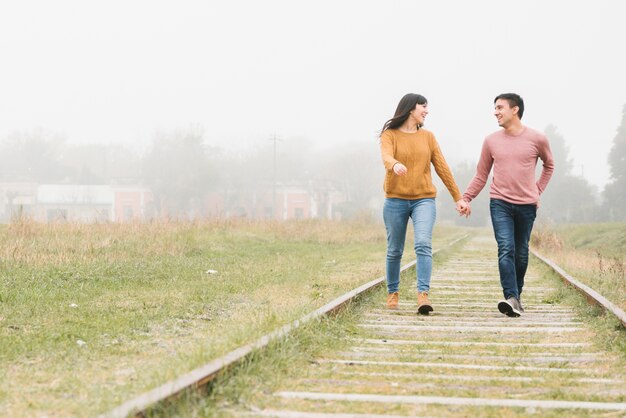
[462,93,554,317]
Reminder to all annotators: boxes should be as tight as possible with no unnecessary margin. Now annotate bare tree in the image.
[143,128,217,218]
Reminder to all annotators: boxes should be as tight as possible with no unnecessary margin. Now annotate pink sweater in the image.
[463,127,554,205]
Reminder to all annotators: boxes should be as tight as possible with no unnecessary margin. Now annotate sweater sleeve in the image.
[431,136,462,202]
[380,130,398,171]
[536,134,555,194]
[462,138,492,202]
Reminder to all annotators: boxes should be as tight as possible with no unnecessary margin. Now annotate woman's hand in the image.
[456,199,471,218]
[393,162,407,176]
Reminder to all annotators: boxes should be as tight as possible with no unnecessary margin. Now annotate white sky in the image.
[1,0,624,188]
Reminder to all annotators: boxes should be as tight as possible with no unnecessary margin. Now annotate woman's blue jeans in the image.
[489,199,537,300]
[383,198,436,294]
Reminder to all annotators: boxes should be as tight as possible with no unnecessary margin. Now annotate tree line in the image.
[1,105,624,223]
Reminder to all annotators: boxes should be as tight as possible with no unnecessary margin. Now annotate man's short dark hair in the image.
[495,93,524,119]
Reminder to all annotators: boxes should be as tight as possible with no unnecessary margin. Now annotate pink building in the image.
[113,187,154,221]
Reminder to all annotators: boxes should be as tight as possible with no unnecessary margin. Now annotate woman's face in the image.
[410,102,428,125]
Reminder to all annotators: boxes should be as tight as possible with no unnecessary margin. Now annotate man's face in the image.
[494,99,518,128]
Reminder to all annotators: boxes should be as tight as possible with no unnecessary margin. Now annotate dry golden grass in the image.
[532,223,626,312]
[2,218,387,266]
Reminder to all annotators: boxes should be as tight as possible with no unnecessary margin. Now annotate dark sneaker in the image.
[518,297,525,313]
[498,297,521,317]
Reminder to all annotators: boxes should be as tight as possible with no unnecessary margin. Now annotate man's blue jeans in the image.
[383,198,436,294]
[490,199,537,300]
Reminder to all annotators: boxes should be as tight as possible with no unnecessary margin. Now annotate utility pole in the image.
[269,134,280,219]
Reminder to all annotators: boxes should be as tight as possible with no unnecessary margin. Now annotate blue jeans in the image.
[490,199,537,300]
[383,198,436,293]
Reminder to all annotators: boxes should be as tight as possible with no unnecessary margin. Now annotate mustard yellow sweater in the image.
[380,128,462,201]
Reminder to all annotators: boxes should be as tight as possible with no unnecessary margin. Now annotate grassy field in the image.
[531,222,626,312]
[0,219,466,417]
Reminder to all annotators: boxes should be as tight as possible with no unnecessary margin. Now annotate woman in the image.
[380,93,467,314]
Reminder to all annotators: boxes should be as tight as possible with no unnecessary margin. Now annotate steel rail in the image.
[531,248,626,328]
[102,234,469,418]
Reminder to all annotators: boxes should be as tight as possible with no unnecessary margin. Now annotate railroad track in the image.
[106,231,626,417]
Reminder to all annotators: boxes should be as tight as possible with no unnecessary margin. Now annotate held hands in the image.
[393,162,407,176]
[394,163,471,218]
[456,199,471,218]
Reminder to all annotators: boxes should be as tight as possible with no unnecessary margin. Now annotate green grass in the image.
[532,222,626,312]
[0,219,466,417]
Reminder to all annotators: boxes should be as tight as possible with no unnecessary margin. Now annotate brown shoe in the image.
[386,292,399,309]
[417,291,433,315]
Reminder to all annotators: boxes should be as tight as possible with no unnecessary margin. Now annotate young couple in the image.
[380,93,554,317]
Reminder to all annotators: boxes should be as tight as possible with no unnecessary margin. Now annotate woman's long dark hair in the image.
[380,93,428,135]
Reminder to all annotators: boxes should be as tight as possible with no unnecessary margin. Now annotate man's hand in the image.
[456,199,471,218]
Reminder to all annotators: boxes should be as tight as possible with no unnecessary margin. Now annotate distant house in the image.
[218,181,346,220]
[36,184,114,222]
[0,183,153,223]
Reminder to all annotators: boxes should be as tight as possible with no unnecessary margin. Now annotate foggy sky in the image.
[1,0,625,188]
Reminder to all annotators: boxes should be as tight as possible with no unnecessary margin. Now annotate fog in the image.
[1,1,625,223]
